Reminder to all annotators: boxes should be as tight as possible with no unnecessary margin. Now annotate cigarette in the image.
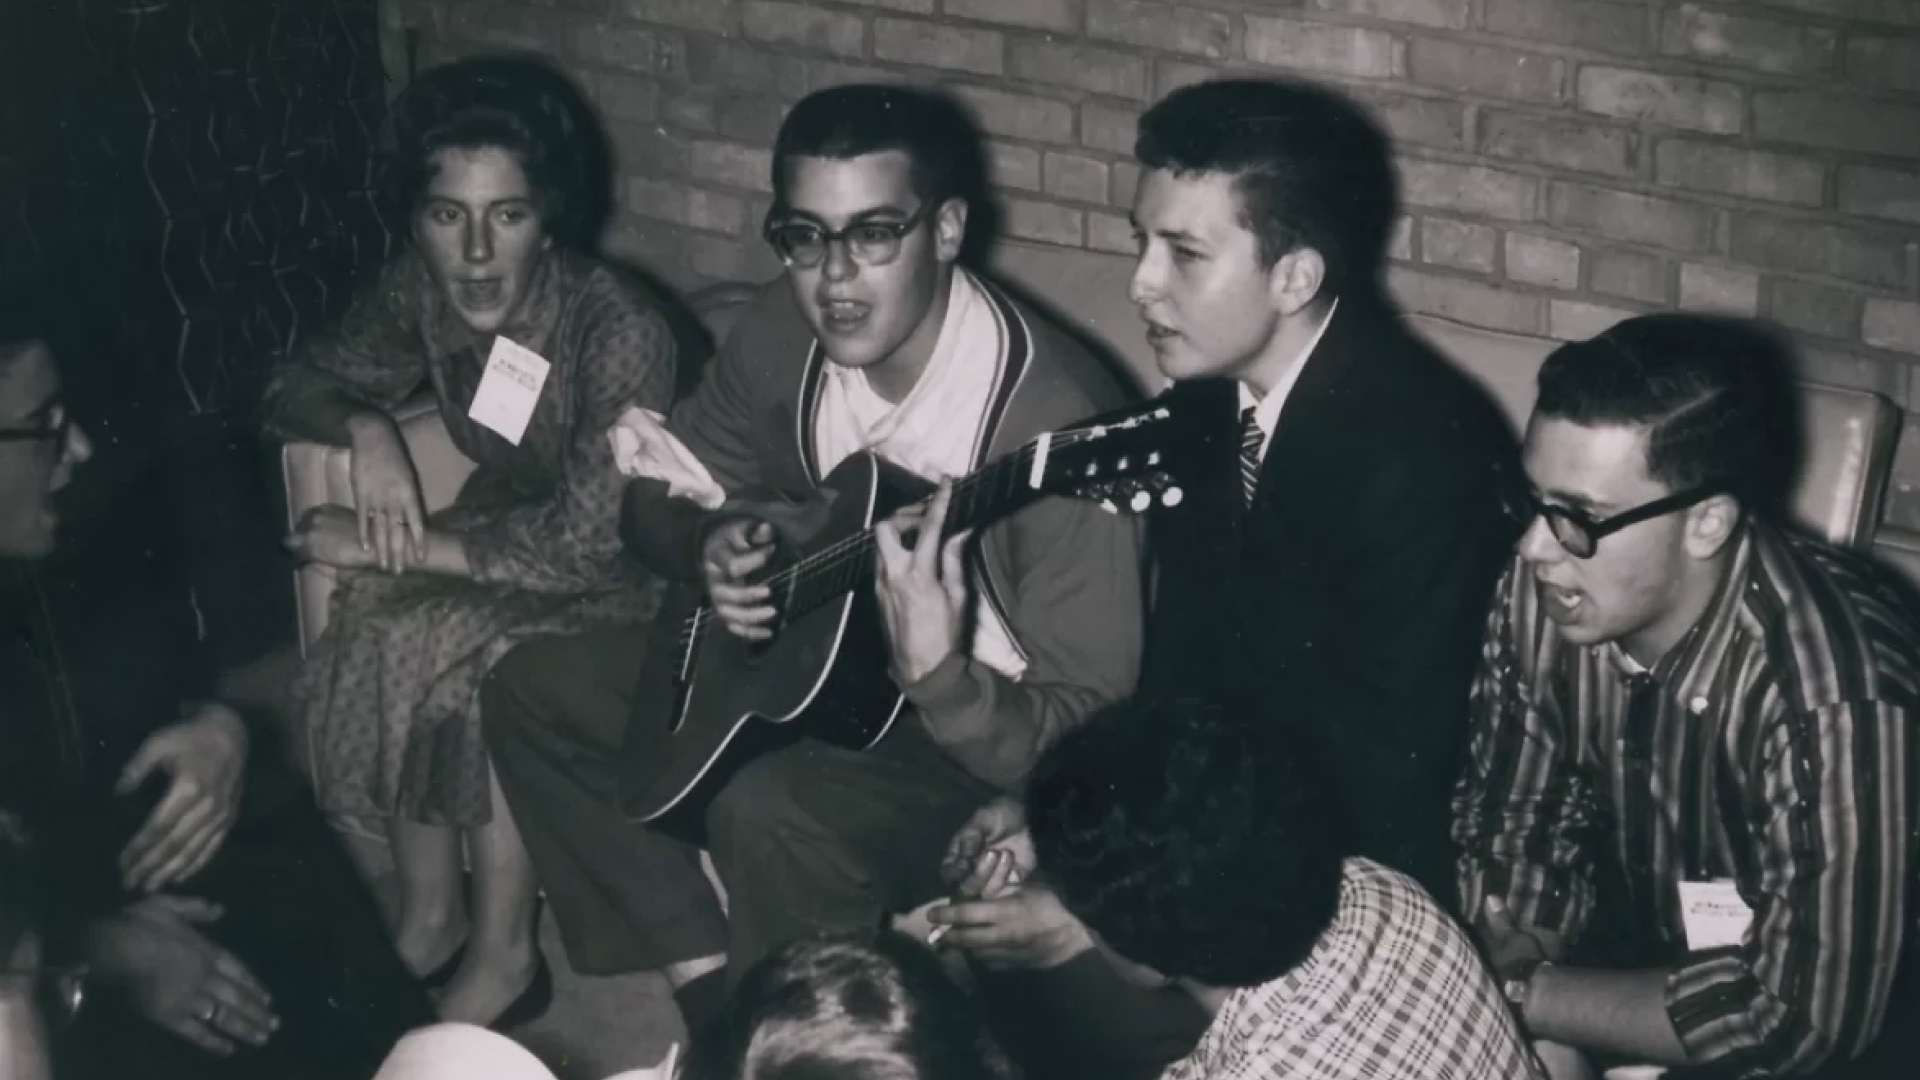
[926,894,956,946]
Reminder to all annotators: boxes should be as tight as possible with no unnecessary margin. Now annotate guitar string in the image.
[676,423,1124,642]
[678,438,1048,643]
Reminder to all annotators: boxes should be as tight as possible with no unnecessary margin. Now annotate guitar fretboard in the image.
[769,438,1057,621]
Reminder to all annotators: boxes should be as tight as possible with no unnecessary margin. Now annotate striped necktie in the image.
[1239,405,1262,506]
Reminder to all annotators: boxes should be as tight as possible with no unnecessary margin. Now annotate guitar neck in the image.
[773,447,1043,620]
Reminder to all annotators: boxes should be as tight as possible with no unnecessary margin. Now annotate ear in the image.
[1683,494,1741,560]
[933,197,969,264]
[1265,247,1326,318]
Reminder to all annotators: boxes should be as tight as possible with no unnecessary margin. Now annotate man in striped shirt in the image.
[1453,313,1920,1078]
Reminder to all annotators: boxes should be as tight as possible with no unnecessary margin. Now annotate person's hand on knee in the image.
[86,895,279,1056]
[115,703,249,893]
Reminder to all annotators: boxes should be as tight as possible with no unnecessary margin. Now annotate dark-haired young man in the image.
[480,83,1143,1031]
[0,320,433,1078]
[1453,314,1920,1078]
[1130,77,1516,901]
[932,77,1516,1078]
[1027,696,1539,1080]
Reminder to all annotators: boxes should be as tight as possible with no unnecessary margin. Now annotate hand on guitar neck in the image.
[873,480,974,687]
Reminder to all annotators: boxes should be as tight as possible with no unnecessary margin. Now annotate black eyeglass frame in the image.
[762,202,937,270]
[0,402,70,446]
[1503,481,1722,559]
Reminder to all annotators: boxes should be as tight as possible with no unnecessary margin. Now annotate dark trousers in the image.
[56,792,434,1080]
[482,629,996,980]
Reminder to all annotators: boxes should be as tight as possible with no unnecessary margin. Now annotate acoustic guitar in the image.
[618,398,1189,829]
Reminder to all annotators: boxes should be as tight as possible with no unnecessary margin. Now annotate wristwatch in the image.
[1502,958,1549,1022]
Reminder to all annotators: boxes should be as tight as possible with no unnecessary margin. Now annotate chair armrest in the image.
[281,396,477,656]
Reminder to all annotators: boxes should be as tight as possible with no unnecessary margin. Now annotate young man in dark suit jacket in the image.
[930,78,1519,1080]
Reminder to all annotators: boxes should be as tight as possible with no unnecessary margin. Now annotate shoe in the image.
[417,942,468,990]
[488,955,554,1031]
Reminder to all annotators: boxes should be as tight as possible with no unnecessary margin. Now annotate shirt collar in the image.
[846,266,977,402]
[1237,297,1339,444]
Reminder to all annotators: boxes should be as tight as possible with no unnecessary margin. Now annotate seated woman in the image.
[265,54,677,1026]
[681,933,1018,1080]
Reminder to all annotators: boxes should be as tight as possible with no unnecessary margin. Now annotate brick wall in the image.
[378,0,1920,529]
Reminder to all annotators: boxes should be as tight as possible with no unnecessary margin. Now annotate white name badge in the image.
[1679,879,1754,952]
[467,336,551,446]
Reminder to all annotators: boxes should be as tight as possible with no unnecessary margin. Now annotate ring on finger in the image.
[201,1000,219,1023]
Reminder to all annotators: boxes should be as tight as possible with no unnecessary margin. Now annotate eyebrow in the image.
[775,204,916,227]
[423,195,536,207]
[6,393,59,428]
[1125,217,1205,245]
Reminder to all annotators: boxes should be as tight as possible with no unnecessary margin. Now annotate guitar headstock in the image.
[1032,400,1188,514]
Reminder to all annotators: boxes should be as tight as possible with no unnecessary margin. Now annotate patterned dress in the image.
[263,248,676,827]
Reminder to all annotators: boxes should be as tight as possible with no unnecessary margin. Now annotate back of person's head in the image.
[385,52,605,246]
[770,85,986,219]
[1027,696,1344,989]
[1534,313,1795,513]
[681,933,1016,1080]
[1135,78,1396,300]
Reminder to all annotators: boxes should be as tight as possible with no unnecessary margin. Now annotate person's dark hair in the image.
[1135,78,1397,300]
[0,279,48,364]
[384,53,607,246]
[770,84,988,221]
[1534,313,1798,510]
[680,932,1018,1080]
[1027,696,1344,989]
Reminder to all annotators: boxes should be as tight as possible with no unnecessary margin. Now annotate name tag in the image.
[468,336,551,446]
[1679,879,1753,952]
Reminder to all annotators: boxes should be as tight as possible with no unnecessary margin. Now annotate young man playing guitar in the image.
[479,84,1144,1035]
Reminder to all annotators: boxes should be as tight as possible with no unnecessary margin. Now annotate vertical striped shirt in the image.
[1453,522,1920,1075]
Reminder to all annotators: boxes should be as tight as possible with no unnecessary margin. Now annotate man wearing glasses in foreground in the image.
[481,83,1142,1034]
[1454,313,1920,1078]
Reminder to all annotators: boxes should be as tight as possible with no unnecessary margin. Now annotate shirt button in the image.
[1689,696,1710,714]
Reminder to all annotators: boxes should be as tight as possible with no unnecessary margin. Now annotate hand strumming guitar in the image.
[701,518,779,641]
[873,481,974,686]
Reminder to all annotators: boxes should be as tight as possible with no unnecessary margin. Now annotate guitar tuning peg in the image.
[1162,485,1184,507]
[1129,488,1152,513]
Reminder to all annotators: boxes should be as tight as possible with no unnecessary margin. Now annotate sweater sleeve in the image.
[903,490,1146,788]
